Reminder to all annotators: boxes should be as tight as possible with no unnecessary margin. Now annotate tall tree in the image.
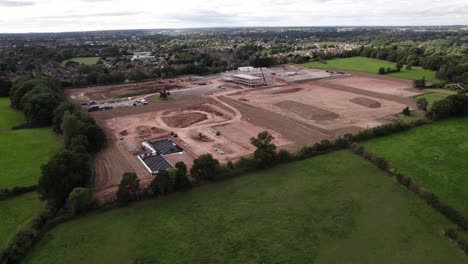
[250,131,277,169]
[116,172,140,204]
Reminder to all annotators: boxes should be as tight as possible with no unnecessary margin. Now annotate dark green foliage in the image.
[426,94,468,121]
[416,97,429,111]
[190,154,220,182]
[250,131,277,169]
[276,149,293,163]
[414,78,426,88]
[52,101,79,133]
[148,170,174,196]
[0,207,56,263]
[0,186,37,201]
[61,110,106,153]
[66,187,93,215]
[0,78,12,97]
[38,150,92,207]
[23,91,62,126]
[402,106,411,116]
[116,172,140,204]
[174,162,191,190]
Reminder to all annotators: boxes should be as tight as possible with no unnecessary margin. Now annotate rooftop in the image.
[232,74,262,80]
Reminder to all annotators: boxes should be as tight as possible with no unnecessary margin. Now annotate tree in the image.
[38,150,92,207]
[116,172,140,204]
[378,67,385,75]
[174,161,191,190]
[52,101,79,133]
[402,106,411,116]
[250,131,277,168]
[190,154,220,182]
[0,78,12,97]
[414,77,426,89]
[396,62,403,72]
[416,97,429,111]
[148,169,174,196]
[66,187,93,215]
[426,99,453,120]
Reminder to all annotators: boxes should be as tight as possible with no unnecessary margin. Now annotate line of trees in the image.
[7,75,106,208]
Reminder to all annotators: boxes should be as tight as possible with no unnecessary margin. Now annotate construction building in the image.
[231,74,265,87]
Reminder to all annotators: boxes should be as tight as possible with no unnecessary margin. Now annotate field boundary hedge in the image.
[349,143,468,254]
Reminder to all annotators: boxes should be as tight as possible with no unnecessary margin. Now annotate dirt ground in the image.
[86,69,423,201]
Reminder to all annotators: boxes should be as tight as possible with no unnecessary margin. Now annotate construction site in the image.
[67,65,424,200]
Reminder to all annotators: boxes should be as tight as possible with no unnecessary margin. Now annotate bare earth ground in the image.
[85,70,423,201]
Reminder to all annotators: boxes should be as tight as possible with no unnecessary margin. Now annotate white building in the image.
[131,52,155,61]
[231,74,264,87]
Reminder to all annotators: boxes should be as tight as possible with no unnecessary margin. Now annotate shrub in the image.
[116,172,140,204]
[190,154,220,182]
[66,187,93,215]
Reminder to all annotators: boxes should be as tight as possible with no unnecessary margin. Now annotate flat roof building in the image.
[231,74,265,87]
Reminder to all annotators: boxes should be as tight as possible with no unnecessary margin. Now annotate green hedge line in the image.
[350,143,468,238]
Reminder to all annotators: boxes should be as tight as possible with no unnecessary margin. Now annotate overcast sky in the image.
[0,0,467,33]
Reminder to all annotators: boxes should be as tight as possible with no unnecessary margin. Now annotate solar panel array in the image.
[149,139,183,155]
[141,154,173,173]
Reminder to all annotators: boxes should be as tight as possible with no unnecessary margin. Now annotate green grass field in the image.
[302,57,437,81]
[24,151,464,263]
[0,192,42,248]
[363,117,468,217]
[413,92,448,108]
[0,98,25,130]
[0,128,62,188]
[61,57,100,66]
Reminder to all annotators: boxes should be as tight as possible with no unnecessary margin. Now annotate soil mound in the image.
[272,88,302,95]
[350,97,381,108]
[162,113,208,128]
[275,100,338,121]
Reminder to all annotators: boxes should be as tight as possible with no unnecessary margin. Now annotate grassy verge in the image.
[0,98,25,130]
[0,128,62,188]
[0,192,42,248]
[24,151,463,263]
[363,117,468,217]
[302,57,437,81]
[412,93,448,109]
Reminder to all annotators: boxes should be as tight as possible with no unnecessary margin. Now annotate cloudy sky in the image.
[0,0,467,33]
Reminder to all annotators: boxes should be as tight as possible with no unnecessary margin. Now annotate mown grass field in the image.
[0,98,25,130]
[302,57,437,81]
[24,151,464,264]
[0,192,42,248]
[0,128,62,188]
[363,117,468,217]
[413,92,448,108]
[61,57,100,66]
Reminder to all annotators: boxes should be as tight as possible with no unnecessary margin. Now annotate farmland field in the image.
[61,57,100,66]
[0,128,62,188]
[0,192,42,248]
[0,98,25,130]
[413,92,448,108]
[23,151,463,264]
[302,57,437,81]
[363,117,468,217]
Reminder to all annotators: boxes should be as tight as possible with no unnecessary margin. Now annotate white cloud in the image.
[0,0,466,33]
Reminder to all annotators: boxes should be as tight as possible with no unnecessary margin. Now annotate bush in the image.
[66,187,93,215]
[0,186,37,201]
[190,154,220,182]
[147,170,174,196]
[116,172,140,204]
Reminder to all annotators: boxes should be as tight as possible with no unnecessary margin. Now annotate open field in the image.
[302,57,437,81]
[413,92,448,108]
[23,151,464,263]
[0,128,62,188]
[61,57,100,66]
[363,117,468,217]
[0,98,25,130]
[0,192,42,248]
